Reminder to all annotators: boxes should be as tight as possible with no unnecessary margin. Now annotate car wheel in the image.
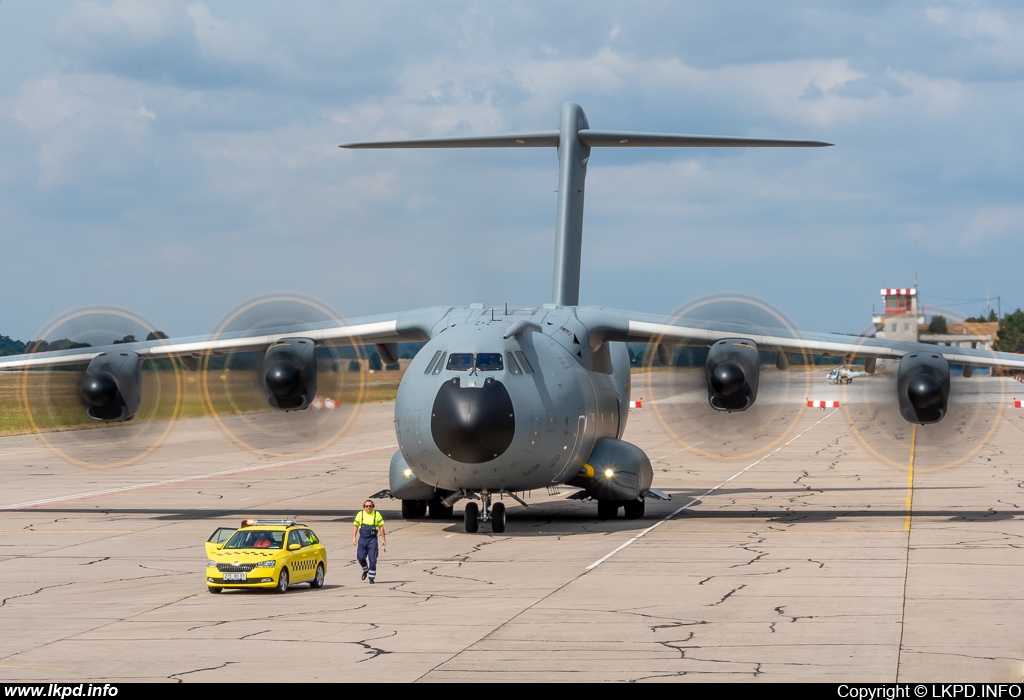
[207,586,223,594]
[310,563,325,589]
[275,567,289,594]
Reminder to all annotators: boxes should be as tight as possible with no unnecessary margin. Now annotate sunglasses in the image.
[363,504,374,508]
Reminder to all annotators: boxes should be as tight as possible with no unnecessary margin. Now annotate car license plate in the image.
[224,573,246,581]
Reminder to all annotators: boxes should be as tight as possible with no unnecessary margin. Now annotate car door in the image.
[286,529,313,581]
[300,528,325,570]
[204,527,236,557]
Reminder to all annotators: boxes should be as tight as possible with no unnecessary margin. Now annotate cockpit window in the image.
[443,352,506,372]
[424,350,444,375]
[446,353,475,371]
[475,353,503,371]
[431,352,447,375]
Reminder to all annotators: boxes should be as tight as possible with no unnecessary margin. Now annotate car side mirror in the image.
[288,543,300,551]
[217,544,224,550]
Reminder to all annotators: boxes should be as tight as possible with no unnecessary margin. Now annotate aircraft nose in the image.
[431,376,515,463]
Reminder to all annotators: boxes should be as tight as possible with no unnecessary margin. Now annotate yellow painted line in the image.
[905,424,917,531]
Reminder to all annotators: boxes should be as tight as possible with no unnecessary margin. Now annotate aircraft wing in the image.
[0,306,450,371]
[575,306,1024,371]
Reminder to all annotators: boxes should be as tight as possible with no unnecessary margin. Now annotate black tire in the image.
[597,500,619,520]
[310,563,325,589]
[623,499,643,519]
[464,502,480,533]
[275,567,289,594]
[491,502,506,533]
[428,498,454,519]
[402,499,426,519]
[207,586,223,594]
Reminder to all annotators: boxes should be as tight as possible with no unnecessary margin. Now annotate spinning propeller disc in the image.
[643,294,811,461]
[18,306,183,468]
[839,313,1008,473]
[200,293,367,457]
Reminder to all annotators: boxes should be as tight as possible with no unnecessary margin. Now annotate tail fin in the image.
[341,103,831,307]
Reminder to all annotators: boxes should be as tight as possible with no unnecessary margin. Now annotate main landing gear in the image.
[463,492,507,534]
[597,498,645,520]
[400,497,455,520]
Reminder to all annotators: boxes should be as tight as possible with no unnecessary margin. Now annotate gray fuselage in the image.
[394,305,631,492]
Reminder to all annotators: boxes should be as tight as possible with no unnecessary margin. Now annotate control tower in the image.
[873,287,924,342]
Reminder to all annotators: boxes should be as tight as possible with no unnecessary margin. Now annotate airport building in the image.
[872,286,997,374]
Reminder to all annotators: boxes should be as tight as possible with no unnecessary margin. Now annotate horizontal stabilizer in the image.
[579,130,831,148]
[342,130,830,150]
[341,131,559,149]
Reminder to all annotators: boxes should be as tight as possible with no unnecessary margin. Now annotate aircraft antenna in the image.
[341,103,831,307]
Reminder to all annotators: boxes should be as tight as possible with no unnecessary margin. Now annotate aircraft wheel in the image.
[401,499,426,519]
[491,502,506,533]
[597,500,619,520]
[464,502,480,533]
[428,498,453,519]
[623,499,643,519]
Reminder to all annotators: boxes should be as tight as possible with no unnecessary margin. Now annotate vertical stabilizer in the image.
[552,103,590,307]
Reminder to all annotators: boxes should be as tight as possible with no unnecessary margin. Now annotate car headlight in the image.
[256,560,277,568]
[207,560,217,568]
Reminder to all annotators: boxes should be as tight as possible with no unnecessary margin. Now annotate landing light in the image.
[403,468,413,478]
[604,468,615,478]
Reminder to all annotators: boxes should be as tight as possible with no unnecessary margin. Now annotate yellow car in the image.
[205,519,327,594]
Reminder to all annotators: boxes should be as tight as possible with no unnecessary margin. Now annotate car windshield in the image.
[224,530,284,549]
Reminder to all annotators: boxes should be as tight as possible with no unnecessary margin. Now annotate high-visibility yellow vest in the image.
[354,510,384,528]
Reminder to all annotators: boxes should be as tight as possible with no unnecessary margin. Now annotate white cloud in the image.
[962,205,1024,244]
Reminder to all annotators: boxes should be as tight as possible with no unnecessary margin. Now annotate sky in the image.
[1,1,1022,343]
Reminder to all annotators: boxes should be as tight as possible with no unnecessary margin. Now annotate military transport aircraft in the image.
[3,103,1024,534]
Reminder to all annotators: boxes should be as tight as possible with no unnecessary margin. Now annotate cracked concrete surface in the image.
[2,377,1024,682]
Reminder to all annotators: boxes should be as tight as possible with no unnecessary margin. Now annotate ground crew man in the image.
[352,500,386,584]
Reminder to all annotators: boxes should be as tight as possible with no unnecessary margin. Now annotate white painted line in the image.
[585,409,838,571]
[0,443,397,511]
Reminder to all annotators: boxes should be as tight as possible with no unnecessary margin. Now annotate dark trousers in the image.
[356,536,379,580]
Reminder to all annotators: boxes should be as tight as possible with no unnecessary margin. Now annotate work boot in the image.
[361,568,368,580]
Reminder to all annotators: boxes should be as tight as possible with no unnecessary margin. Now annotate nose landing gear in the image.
[462,491,509,534]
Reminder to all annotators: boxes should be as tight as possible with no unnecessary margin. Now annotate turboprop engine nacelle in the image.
[387,449,439,501]
[897,352,950,424]
[705,338,759,411]
[82,351,143,422]
[568,438,653,502]
[262,338,317,410]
